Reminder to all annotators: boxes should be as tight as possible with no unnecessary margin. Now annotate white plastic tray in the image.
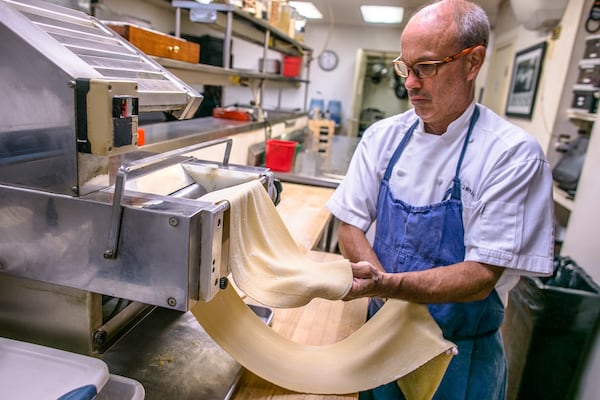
[0,337,109,399]
[97,374,145,400]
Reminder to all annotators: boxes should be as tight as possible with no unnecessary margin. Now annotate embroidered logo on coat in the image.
[461,183,475,197]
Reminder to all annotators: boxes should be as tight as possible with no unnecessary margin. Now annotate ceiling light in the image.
[360,5,404,24]
[289,1,323,19]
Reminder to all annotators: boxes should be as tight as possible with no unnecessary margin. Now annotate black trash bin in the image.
[502,257,600,400]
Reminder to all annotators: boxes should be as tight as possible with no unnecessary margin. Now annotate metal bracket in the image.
[104,138,233,260]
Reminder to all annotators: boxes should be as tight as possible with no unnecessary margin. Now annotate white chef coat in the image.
[327,103,555,304]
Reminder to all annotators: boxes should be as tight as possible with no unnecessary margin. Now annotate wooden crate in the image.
[308,119,335,154]
[108,23,200,63]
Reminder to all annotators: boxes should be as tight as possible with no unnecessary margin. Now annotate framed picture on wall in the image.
[505,42,547,119]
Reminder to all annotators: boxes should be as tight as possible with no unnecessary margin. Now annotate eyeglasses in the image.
[393,45,480,79]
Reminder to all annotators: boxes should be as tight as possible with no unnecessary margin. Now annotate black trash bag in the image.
[552,133,590,195]
[543,256,599,291]
[503,256,600,400]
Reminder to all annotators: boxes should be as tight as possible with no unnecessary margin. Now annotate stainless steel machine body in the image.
[0,0,277,359]
[0,0,203,195]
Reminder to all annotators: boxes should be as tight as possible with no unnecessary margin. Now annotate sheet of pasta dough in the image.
[193,180,455,397]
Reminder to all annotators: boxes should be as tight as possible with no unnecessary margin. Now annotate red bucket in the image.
[282,55,302,78]
[265,139,298,172]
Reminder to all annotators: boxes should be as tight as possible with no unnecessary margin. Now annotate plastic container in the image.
[502,257,600,400]
[577,62,600,86]
[278,3,291,34]
[282,55,302,78]
[259,58,281,74]
[309,97,325,119]
[0,337,109,399]
[571,89,599,112]
[327,100,342,125]
[265,139,298,172]
[583,36,600,59]
[96,374,145,400]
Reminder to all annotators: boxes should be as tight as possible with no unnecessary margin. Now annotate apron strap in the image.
[447,106,481,200]
[454,106,480,177]
[383,119,419,182]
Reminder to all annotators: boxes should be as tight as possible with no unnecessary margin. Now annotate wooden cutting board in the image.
[274,182,335,251]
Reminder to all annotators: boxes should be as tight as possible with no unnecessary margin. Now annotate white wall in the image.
[301,24,402,135]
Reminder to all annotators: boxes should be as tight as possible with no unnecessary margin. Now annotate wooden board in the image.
[108,23,200,63]
[275,182,335,250]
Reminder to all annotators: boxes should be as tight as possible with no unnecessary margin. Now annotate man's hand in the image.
[343,261,386,301]
[343,260,504,304]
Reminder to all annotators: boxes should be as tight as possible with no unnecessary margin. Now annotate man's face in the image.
[399,18,479,133]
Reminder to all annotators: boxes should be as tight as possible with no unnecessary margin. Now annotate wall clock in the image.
[318,49,339,71]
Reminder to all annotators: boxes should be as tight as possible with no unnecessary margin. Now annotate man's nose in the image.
[403,70,421,90]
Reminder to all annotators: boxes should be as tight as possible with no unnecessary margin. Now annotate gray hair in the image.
[413,0,490,49]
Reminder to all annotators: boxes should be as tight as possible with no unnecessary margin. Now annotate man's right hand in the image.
[343,261,386,301]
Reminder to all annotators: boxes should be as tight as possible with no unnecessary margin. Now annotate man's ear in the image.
[467,45,486,80]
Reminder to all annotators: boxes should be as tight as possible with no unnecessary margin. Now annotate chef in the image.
[326,0,554,399]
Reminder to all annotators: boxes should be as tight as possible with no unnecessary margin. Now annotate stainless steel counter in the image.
[275,135,361,188]
[102,305,272,400]
[140,109,305,153]
[140,112,360,189]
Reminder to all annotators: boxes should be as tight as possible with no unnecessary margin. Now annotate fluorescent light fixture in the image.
[289,1,323,19]
[360,5,404,24]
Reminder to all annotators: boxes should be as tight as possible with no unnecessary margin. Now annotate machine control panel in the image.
[112,95,139,148]
[76,79,140,156]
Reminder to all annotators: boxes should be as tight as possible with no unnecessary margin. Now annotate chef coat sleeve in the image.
[463,139,554,277]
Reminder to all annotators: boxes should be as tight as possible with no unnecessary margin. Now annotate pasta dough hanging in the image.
[199,179,352,308]
[194,180,455,397]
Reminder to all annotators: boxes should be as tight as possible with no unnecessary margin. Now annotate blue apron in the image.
[362,107,507,400]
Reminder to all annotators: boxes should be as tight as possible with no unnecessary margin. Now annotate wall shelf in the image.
[553,183,574,211]
[155,57,307,88]
[171,1,312,59]
[169,1,312,111]
[567,108,597,122]
[559,32,600,281]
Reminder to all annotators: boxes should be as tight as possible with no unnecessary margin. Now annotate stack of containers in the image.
[0,337,145,399]
[572,35,600,114]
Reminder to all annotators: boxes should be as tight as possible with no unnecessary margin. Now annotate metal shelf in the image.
[171,1,312,60]
[566,108,597,122]
[169,1,312,111]
[553,183,574,211]
[155,57,308,88]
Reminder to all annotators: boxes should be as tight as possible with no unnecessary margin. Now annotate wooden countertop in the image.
[230,183,367,400]
[274,182,335,250]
